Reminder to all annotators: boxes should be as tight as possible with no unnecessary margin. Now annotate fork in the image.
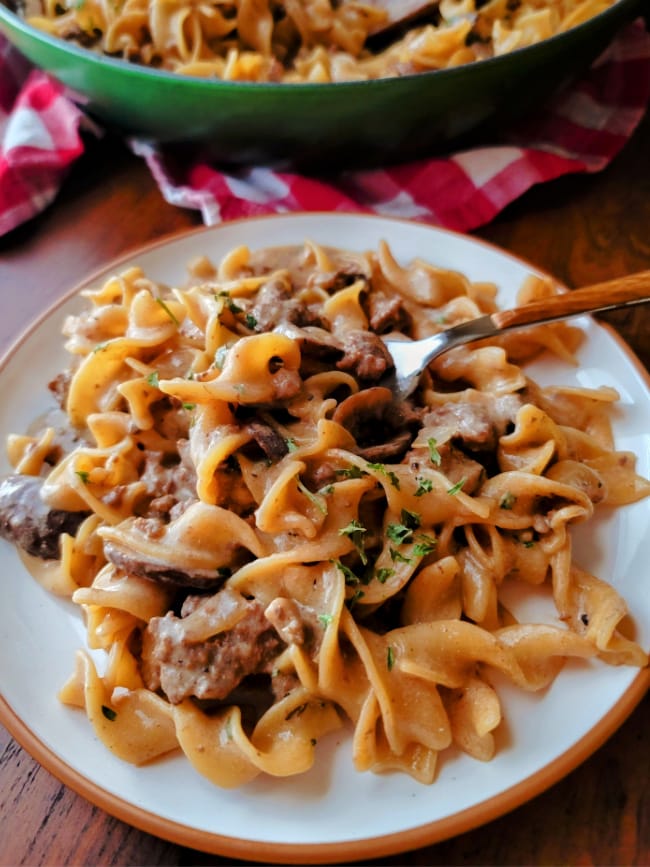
[381,270,650,402]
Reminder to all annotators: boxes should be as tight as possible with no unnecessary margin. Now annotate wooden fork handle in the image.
[492,270,650,330]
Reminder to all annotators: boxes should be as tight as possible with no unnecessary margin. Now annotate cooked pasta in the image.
[16,0,620,82]
[0,238,648,788]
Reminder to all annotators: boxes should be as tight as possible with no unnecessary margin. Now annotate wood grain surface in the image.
[1,103,649,867]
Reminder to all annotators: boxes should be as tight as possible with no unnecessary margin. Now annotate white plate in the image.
[1,213,649,864]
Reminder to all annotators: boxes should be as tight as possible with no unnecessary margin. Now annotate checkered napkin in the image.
[1,19,649,238]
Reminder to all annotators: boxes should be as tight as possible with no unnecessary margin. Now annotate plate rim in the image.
[0,671,648,863]
[1,212,649,863]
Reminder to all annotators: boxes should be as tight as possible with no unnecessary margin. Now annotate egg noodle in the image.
[2,239,648,787]
[20,0,618,82]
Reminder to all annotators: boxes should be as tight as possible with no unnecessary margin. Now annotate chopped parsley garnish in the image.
[447,478,466,495]
[244,313,258,329]
[375,567,395,584]
[386,646,396,671]
[297,480,328,515]
[338,519,368,564]
[156,297,180,326]
[415,477,433,497]
[331,558,361,585]
[401,508,421,529]
[285,437,299,453]
[101,705,117,721]
[427,437,442,466]
[500,491,517,510]
[318,613,333,627]
[335,465,366,479]
[182,402,196,411]
[216,292,243,315]
[347,588,365,608]
[366,462,400,489]
[75,470,89,484]
[386,522,413,545]
[389,547,412,564]
[386,523,409,545]
[146,371,160,388]
[412,534,437,557]
[318,484,335,495]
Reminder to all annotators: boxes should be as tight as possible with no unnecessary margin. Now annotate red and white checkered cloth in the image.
[1,19,649,238]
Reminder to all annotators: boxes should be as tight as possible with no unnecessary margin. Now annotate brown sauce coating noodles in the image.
[1,238,647,787]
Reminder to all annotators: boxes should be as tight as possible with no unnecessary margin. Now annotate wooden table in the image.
[1,107,649,866]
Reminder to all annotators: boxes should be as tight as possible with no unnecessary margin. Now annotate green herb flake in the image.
[390,547,412,564]
[338,519,368,564]
[375,567,395,584]
[244,313,258,329]
[331,558,360,585]
[216,292,243,315]
[335,465,366,480]
[415,477,433,497]
[401,508,421,530]
[182,402,196,412]
[297,480,328,516]
[386,646,396,671]
[101,704,117,721]
[412,534,437,557]
[146,371,160,388]
[285,437,299,453]
[447,478,466,495]
[318,613,334,627]
[318,484,335,496]
[427,437,442,466]
[156,297,180,326]
[500,491,517,510]
[366,462,400,489]
[347,588,365,608]
[386,522,413,546]
[75,470,89,484]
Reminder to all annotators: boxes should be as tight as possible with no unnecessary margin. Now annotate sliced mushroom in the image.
[0,474,90,560]
[332,386,419,462]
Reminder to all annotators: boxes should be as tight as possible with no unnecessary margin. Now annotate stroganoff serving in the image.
[0,239,648,787]
[16,0,620,82]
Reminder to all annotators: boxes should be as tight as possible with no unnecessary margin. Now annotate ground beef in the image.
[363,292,412,334]
[140,596,285,704]
[250,276,323,331]
[421,393,521,452]
[336,330,393,382]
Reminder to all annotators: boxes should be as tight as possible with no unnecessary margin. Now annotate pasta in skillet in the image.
[16,0,620,83]
[0,238,648,787]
